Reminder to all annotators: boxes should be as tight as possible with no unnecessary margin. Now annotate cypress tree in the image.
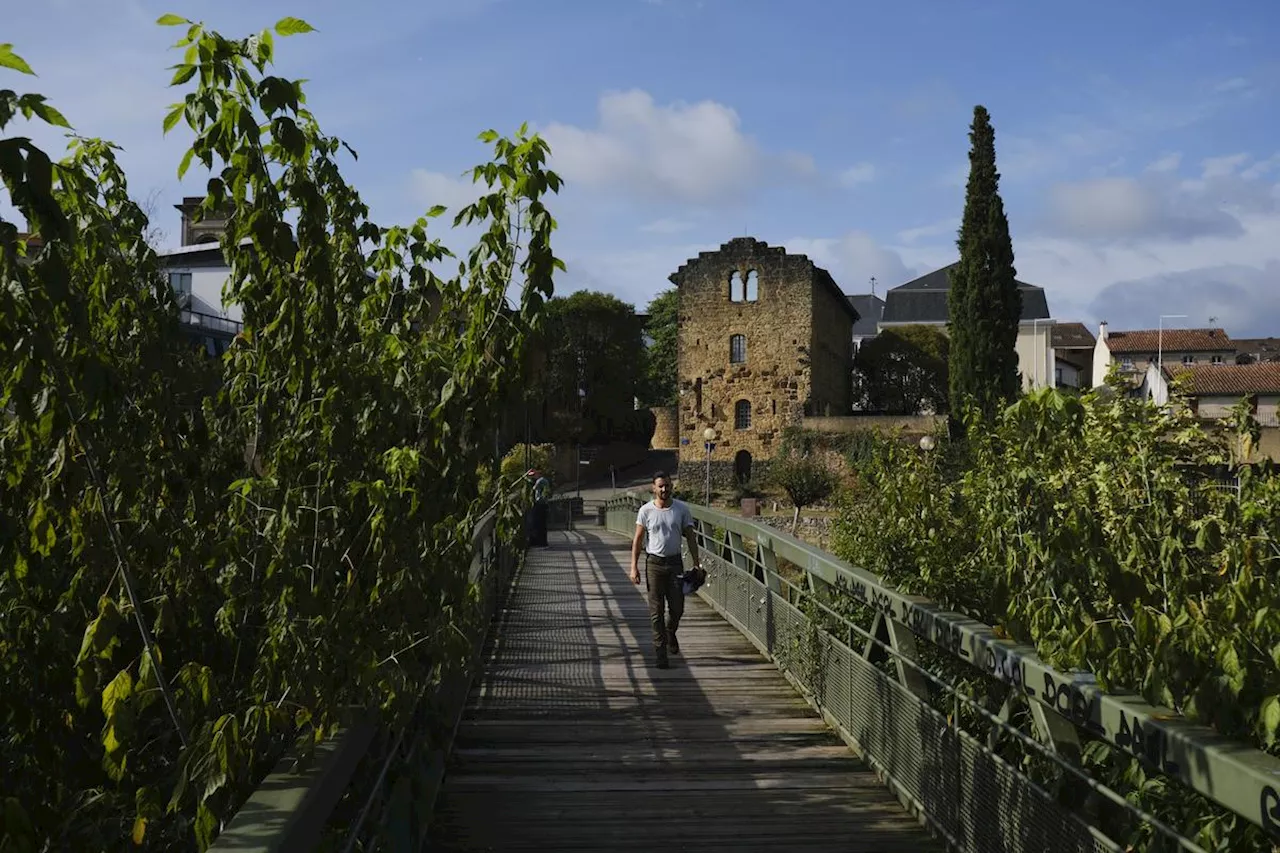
[948,105,1022,426]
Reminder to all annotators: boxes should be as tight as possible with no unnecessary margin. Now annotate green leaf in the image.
[170,64,197,85]
[1261,695,1280,746]
[156,13,187,26]
[426,204,447,218]
[101,669,133,719]
[274,17,315,36]
[77,597,122,663]
[163,104,184,134]
[0,44,35,75]
[131,816,147,845]
[75,661,96,710]
[28,100,69,128]
[177,148,195,179]
[194,802,218,849]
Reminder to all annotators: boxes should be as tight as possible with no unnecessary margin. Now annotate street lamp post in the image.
[576,386,586,501]
[1158,314,1188,375]
[702,426,717,506]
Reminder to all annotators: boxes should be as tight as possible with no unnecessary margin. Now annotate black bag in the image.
[680,567,707,595]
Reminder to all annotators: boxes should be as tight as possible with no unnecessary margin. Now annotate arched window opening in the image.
[729,334,746,364]
[734,399,752,430]
[734,450,753,483]
[729,271,744,302]
[745,269,758,301]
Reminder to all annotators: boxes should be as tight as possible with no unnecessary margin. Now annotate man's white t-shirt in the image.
[636,500,693,558]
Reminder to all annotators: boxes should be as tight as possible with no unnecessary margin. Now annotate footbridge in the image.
[211,495,1280,853]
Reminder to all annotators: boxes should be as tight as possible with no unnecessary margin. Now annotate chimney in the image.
[1098,321,1108,341]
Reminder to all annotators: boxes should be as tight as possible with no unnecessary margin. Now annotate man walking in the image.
[630,472,702,669]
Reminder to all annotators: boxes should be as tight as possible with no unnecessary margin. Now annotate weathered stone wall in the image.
[672,237,828,476]
[755,513,838,550]
[801,414,946,434]
[675,458,773,494]
[809,275,855,416]
[649,405,679,449]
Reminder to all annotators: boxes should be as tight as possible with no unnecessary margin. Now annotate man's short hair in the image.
[652,471,670,483]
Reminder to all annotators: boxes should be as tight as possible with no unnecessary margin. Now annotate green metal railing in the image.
[605,493,1280,853]
[211,507,521,852]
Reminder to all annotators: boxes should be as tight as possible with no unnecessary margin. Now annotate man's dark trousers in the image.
[529,501,548,547]
[645,554,685,658]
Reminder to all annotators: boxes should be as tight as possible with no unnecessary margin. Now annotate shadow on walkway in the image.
[429,527,938,851]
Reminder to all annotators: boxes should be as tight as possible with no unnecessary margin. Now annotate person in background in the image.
[629,472,701,669]
[528,469,551,547]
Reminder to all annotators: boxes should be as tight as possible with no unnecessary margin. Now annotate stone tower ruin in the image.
[669,237,857,490]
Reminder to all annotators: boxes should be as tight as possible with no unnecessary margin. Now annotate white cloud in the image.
[1043,176,1243,241]
[782,232,915,293]
[772,153,1280,338]
[1213,77,1253,94]
[1241,154,1280,181]
[1086,261,1280,337]
[1201,153,1251,179]
[897,219,956,245]
[408,168,482,213]
[556,241,719,309]
[838,162,877,188]
[541,89,808,204]
[1145,152,1182,173]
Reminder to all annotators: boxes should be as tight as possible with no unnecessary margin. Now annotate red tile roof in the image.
[1105,328,1232,353]
[1167,362,1280,395]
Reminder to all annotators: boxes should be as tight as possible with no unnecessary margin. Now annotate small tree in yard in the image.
[770,451,838,534]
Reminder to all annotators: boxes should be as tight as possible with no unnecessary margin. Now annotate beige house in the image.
[1141,361,1280,459]
[1049,322,1096,389]
[1092,324,1234,388]
[874,263,1057,391]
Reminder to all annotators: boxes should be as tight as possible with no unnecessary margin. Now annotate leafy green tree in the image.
[537,290,644,444]
[769,450,838,533]
[851,325,949,414]
[641,287,678,406]
[0,15,562,851]
[948,105,1021,425]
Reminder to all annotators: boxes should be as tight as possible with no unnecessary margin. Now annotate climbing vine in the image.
[1,15,561,851]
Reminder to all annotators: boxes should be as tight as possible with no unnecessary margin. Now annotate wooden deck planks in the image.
[429,528,939,852]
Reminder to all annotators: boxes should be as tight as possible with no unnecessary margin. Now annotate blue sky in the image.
[6,0,1280,335]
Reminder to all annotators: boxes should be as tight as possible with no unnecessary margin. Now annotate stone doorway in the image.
[734,450,753,484]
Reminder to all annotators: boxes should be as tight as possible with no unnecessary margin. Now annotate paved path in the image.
[429,528,939,851]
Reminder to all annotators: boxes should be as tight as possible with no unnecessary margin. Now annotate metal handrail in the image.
[603,492,1280,847]
[180,308,243,336]
[211,506,518,852]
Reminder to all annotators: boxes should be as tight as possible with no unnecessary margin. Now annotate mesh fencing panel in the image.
[699,561,1120,853]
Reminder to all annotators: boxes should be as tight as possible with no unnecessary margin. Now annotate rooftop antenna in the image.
[870,276,877,299]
